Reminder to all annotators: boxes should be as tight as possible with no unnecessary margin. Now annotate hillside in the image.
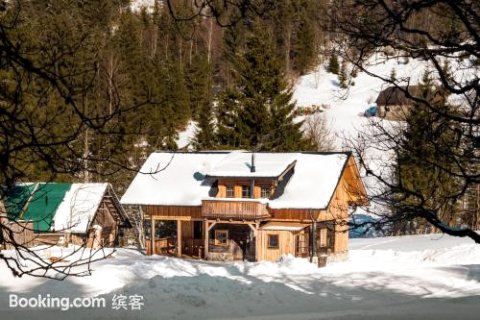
[179,54,429,147]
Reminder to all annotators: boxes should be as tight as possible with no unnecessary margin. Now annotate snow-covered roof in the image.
[54,183,109,234]
[268,153,349,209]
[207,151,297,178]
[121,151,351,210]
[121,152,229,206]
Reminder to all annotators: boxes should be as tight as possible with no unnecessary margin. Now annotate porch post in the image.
[150,216,155,255]
[177,220,182,257]
[248,223,259,262]
[311,220,318,263]
[203,220,209,259]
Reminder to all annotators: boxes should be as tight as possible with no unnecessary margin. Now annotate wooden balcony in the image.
[201,198,270,220]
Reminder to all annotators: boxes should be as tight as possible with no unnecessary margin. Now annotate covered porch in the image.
[204,221,258,261]
[143,215,340,262]
[144,216,259,261]
[145,217,204,258]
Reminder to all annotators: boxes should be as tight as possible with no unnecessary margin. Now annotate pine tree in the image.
[215,20,313,151]
[190,56,216,150]
[394,70,460,233]
[292,13,318,75]
[327,54,340,75]
[390,68,397,82]
[339,60,348,89]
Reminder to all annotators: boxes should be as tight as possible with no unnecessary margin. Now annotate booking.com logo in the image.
[9,294,106,311]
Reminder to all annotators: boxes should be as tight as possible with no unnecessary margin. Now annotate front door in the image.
[295,233,309,257]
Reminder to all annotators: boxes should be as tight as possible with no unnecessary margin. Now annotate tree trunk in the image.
[285,25,291,75]
[207,17,213,64]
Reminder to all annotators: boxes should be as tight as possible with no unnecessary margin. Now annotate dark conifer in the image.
[215,20,313,151]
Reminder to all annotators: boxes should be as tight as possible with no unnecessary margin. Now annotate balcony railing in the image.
[201,198,270,220]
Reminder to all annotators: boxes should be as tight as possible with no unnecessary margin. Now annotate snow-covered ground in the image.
[1,234,479,319]
[176,121,198,149]
[292,55,426,145]
[176,55,430,150]
[130,0,156,13]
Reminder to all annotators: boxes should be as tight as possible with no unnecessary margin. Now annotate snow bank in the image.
[1,234,479,319]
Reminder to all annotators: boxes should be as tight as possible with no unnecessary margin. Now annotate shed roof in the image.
[4,183,113,234]
[375,86,422,106]
[53,183,109,233]
[4,183,71,232]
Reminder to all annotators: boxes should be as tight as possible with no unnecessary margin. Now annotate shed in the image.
[375,86,422,120]
[3,183,130,247]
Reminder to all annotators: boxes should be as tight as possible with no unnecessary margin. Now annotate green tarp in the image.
[4,183,72,232]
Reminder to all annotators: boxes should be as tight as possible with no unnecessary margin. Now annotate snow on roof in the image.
[121,151,351,210]
[53,183,108,234]
[207,151,297,178]
[120,152,229,206]
[261,222,309,231]
[268,153,349,209]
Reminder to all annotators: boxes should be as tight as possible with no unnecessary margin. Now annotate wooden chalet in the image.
[3,183,130,248]
[121,151,367,262]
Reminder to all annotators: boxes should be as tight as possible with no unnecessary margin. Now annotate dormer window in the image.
[261,186,271,198]
[242,185,251,198]
[226,185,234,198]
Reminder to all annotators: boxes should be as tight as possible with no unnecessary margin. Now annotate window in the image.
[242,185,251,198]
[267,234,279,249]
[261,186,271,198]
[193,221,203,239]
[226,185,234,198]
[215,230,229,246]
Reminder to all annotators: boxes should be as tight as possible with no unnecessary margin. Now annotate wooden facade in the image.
[140,153,367,263]
[0,218,35,250]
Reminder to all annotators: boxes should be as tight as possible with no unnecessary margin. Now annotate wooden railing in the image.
[201,199,270,220]
[145,237,176,255]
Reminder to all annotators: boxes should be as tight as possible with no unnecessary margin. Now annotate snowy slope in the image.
[176,121,197,149]
[177,55,428,157]
[176,55,428,152]
[1,234,479,319]
[293,54,429,182]
[130,0,156,12]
